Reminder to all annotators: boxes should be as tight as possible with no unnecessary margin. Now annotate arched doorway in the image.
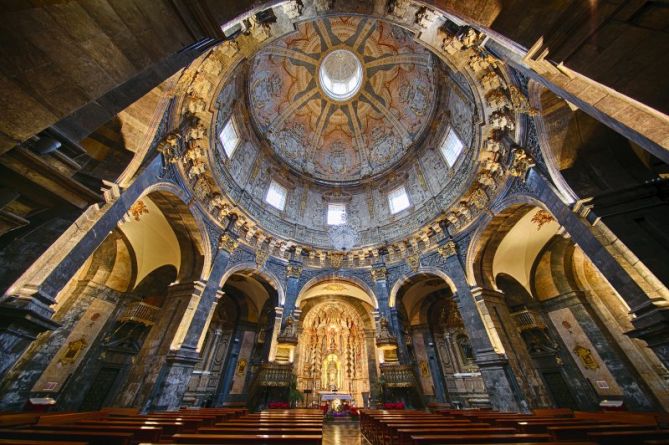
[394,273,489,408]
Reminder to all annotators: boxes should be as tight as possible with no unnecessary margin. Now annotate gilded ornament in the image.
[406,253,420,272]
[530,210,555,230]
[573,345,599,370]
[438,240,457,258]
[219,233,239,253]
[509,148,535,178]
[469,188,488,210]
[329,253,344,269]
[370,265,388,281]
[129,200,149,222]
[255,248,270,267]
[286,263,303,278]
[509,85,538,116]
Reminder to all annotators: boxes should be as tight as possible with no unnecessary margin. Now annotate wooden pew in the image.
[107,415,201,432]
[396,427,517,445]
[409,433,552,444]
[77,419,186,436]
[30,423,163,442]
[0,441,87,445]
[171,433,322,444]
[548,423,658,441]
[587,429,669,445]
[0,428,132,445]
[198,426,322,435]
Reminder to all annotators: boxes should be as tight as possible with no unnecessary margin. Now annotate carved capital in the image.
[438,240,457,258]
[218,233,238,253]
[255,247,270,267]
[406,253,420,272]
[286,263,303,279]
[371,265,388,281]
[509,148,535,179]
[329,252,344,269]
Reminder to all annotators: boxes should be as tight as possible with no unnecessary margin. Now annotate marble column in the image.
[542,291,660,410]
[0,282,122,410]
[150,228,238,410]
[435,240,527,412]
[525,168,669,370]
[471,287,553,408]
[371,261,409,362]
[0,157,163,380]
[282,260,303,320]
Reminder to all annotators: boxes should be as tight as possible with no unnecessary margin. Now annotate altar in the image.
[318,391,353,410]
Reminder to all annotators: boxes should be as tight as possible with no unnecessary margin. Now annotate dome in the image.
[175,13,514,256]
[319,49,363,101]
[248,16,439,184]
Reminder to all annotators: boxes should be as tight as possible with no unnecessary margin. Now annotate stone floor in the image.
[323,422,370,445]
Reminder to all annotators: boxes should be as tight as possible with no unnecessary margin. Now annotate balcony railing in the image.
[257,362,293,387]
[511,308,545,332]
[380,363,415,388]
[118,302,160,327]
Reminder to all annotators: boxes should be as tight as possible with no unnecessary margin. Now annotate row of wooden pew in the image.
[0,407,324,445]
[360,407,669,445]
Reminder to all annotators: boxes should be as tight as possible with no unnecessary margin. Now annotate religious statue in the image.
[321,355,341,391]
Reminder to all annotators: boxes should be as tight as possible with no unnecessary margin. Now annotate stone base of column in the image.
[475,350,526,412]
[628,301,669,369]
[0,295,59,379]
[150,348,200,411]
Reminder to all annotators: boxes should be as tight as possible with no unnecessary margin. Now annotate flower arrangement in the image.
[268,401,290,409]
[383,402,405,410]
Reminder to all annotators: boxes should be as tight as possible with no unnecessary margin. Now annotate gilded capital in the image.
[219,233,238,253]
[371,265,388,281]
[509,148,535,179]
[438,240,457,258]
[286,263,303,278]
[255,248,270,267]
[406,253,420,272]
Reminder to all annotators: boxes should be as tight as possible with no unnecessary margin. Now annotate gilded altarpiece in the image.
[296,300,370,406]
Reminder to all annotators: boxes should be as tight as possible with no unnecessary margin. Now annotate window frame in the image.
[439,127,464,167]
[220,117,241,158]
[327,202,348,226]
[388,185,411,215]
[265,179,288,211]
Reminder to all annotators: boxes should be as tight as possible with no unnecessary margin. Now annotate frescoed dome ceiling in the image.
[248,16,439,183]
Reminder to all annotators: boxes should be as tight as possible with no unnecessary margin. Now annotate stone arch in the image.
[389,267,457,309]
[297,273,377,309]
[219,262,285,307]
[135,182,212,281]
[466,194,554,290]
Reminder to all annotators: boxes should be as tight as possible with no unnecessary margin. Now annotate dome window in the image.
[327,203,347,225]
[265,180,287,211]
[440,128,464,167]
[388,186,411,214]
[319,49,363,101]
[220,117,241,158]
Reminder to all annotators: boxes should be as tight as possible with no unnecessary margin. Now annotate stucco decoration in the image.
[248,16,438,183]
